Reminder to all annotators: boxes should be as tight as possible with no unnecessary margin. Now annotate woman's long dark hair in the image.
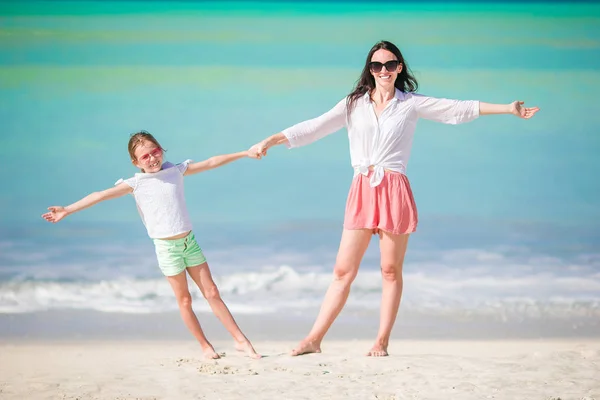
[346,41,418,119]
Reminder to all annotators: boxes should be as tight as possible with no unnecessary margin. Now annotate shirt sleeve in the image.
[176,159,193,174]
[282,98,347,148]
[115,177,137,190]
[413,94,480,125]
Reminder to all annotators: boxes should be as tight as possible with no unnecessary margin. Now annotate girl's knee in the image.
[177,293,193,309]
[202,285,221,301]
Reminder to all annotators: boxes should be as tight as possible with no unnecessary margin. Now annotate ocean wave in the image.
[1,265,599,321]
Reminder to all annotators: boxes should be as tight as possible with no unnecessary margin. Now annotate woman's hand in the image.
[510,101,540,119]
[248,142,266,158]
[248,133,289,158]
[249,141,269,157]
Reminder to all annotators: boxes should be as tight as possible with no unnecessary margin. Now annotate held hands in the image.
[247,141,269,159]
[510,101,540,119]
[246,145,263,159]
[42,206,69,223]
[246,148,261,159]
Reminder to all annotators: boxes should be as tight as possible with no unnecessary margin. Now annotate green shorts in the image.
[153,231,207,276]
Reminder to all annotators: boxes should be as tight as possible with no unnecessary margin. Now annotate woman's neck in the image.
[370,86,396,104]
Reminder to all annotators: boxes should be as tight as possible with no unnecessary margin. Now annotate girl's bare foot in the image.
[235,341,262,359]
[366,343,389,357]
[202,344,220,359]
[291,339,322,356]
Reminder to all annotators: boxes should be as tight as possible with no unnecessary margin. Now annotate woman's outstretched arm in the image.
[251,98,347,156]
[480,100,539,118]
[415,95,539,124]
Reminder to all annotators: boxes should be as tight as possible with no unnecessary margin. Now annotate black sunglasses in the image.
[369,60,400,73]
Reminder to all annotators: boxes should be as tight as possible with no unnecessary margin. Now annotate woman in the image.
[251,40,539,357]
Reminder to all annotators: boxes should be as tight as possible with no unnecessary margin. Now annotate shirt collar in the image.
[363,88,406,103]
[136,161,175,177]
[394,88,406,101]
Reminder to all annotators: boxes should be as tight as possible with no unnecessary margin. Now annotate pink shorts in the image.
[343,170,418,235]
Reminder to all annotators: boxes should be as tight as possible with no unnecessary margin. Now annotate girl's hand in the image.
[510,101,540,119]
[246,147,262,159]
[42,206,68,223]
[255,140,269,156]
[248,142,267,158]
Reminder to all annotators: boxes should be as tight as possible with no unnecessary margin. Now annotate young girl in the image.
[42,131,261,359]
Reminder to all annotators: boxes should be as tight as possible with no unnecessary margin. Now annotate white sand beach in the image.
[1,339,599,400]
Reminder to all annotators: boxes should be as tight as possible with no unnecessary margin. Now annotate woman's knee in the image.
[333,264,358,283]
[380,262,403,282]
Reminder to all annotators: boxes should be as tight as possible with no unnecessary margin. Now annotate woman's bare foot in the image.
[291,339,322,356]
[366,343,389,357]
[202,344,220,359]
[235,341,262,359]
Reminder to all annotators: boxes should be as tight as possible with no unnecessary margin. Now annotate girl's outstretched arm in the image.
[184,150,258,176]
[42,182,133,223]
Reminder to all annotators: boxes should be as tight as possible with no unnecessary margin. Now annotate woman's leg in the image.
[166,271,219,359]
[292,229,373,356]
[187,262,261,359]
[367,231,410,357]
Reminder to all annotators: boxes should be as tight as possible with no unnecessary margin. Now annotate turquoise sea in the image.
[1,1,599,337]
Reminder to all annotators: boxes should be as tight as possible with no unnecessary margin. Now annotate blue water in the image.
[1,2,599,330]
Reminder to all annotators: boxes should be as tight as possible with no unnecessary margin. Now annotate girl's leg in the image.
[187,262,261,359]
[291,229,373,356]
[166,271,219,359]
[367,231,410,357]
